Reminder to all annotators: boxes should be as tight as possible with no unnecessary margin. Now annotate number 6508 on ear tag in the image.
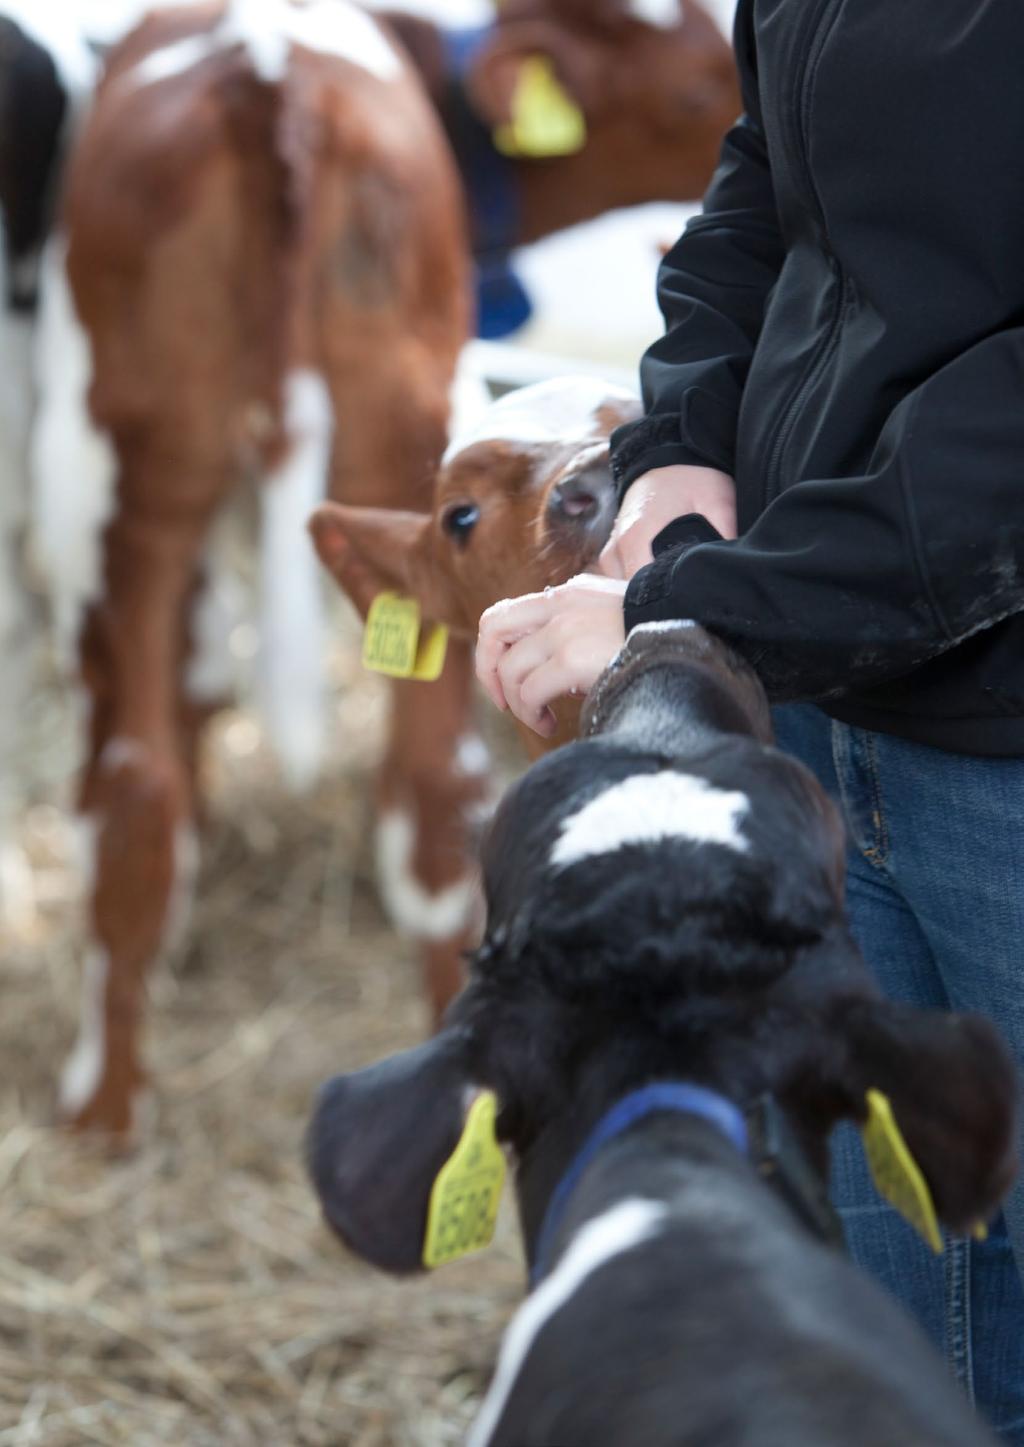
[362,593,448,682]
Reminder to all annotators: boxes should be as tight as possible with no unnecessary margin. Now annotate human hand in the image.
[598,464,736,580]
[475,574,628,737]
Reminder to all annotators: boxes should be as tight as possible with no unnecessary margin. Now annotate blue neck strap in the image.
[530,1083,749,1286]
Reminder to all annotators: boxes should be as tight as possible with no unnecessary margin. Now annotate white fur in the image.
[163,821,200,959]
[448,351,493,446]
[454,734,490,778]
[376,809,476,941]
[551,771,750,868]
[443,376,638,465]
[629,0,684,27]
[59,943,109,1116]
[0,264,39,867]
[130,0,401,89]
[258,368,331,792]
[628,619,701,638]
[468,1198,668,1447]
[30,238,117,668]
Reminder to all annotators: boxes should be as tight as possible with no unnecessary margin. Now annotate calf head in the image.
[311,376,640,637]
[309,624,1018,1273]
[468,0,739,206]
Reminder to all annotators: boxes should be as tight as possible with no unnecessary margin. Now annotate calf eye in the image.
[442,503,480,545]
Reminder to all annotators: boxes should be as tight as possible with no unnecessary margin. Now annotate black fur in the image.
[309,623,1016,1445]
[0,16,68,310]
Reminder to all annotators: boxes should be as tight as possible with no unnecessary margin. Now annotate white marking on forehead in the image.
[628,0,684,27]
[551,771,749,869]
[468,1198,667,1447]
[130,0,401,90]
[443,376,638,465]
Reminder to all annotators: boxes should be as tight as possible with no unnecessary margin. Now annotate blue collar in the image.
[530,1083,749,1285]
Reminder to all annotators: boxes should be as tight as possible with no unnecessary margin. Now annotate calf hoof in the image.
[60,1066,146,1143]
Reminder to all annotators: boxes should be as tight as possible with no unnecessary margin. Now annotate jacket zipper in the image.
[760,0,847,510]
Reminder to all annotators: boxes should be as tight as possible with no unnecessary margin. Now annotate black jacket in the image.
[610,0,1024,756]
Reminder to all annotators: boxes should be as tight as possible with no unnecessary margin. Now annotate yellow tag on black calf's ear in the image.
[861,1089,943,1254]
[423,1091,506,1269]
[494,56,587,158]
[362,593,448,682]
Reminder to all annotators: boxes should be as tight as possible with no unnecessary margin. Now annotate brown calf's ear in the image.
[467,24,606,132]
[310,501,451,623]
[307,1030,478,1274]
[831,997,1019,1236]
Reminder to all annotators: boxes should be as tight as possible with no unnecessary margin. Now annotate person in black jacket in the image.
[476,0,1024,1436]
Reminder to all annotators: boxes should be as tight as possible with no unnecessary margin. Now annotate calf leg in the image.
[377,642,492,1021]
[324,354,486,1018]
[60,506,205,1136]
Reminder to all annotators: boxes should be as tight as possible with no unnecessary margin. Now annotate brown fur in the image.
[381,0,740,244]
[311,387,641,756]
[59,3,476,1134]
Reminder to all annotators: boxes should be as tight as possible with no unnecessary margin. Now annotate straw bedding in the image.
[0,628,523,1446]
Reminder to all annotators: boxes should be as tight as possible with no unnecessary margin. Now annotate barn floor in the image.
[0,627,524,1446]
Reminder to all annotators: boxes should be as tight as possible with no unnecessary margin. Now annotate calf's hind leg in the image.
[60,500,206,1136]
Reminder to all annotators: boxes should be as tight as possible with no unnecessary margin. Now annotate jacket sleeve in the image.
[623,324,1024,701]
[609,0,785,495]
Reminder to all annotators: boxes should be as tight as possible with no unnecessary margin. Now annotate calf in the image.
[32,0,479,1134]
[311,375,642,753]
[376,0,739,333]
[309,621,1016,1445]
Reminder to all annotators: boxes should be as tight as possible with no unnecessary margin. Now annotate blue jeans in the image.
[773,703,1024,1442]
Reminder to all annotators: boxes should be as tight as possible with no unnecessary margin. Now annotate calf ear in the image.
[307,1030,478,1274]
[830,998,1019,1235]
[310,502,454,624]
[468,25,604,134]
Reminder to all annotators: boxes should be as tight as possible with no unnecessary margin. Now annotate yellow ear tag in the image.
[362,592,448,682]
[423,1090,506,1269]
[494,56,587,158]
[861,1088,943,1254]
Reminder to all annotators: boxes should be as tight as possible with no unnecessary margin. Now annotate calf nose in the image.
[548,464,617,548]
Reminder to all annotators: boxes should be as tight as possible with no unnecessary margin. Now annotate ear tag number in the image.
[423,1090,506,1269]
[861,1088,943,1254]
[494,56,587,158]
[363,593,448,682]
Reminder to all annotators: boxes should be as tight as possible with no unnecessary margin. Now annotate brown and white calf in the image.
[30,0,478,1135]
[312,376,642,755]
[377,0,739,248]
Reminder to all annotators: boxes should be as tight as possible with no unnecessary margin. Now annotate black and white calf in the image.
[308,622,1016,1447]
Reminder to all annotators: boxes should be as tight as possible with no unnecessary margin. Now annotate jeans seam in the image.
[945,1236,975,1404]
[860,730,890,868]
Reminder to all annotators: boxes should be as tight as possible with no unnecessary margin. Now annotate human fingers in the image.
[476,591,558,710]
[495,628,556,719]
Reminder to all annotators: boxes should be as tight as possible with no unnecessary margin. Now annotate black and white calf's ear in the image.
[829,997,1019,1235]
[307,1029,478,1274]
